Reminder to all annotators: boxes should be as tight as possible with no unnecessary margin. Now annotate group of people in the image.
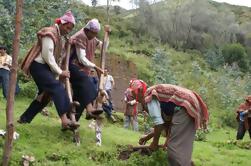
[1,10,249,166]
[18,11,106,130]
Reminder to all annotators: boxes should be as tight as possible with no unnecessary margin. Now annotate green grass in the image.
[0,96,250,165]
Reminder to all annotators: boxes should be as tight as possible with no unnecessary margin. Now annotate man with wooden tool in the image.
[69,18,111,146]
[18,11,79,131]
[130,81,209,166]
[69,18,106,121]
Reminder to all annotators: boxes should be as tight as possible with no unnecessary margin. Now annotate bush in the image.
[151,50,177,84]
[222,43,248,72]
[195,130,207,142]
[18,81,37,98]
[218,110,237,128]
[203,47,224,70]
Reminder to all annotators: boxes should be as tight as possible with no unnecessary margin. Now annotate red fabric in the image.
[55,18,61,25]
[124,88,138,116]
[130,79,147,95]
[144,84,209,129]
[236,100,251,130]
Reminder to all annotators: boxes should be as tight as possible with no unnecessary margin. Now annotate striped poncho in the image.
[144,84,209,129]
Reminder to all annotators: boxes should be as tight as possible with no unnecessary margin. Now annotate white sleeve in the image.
[6,55,12,66]
[129,99,137,105]
[76,47,95,68]
[41,37,62,75]
[110,75,114,82]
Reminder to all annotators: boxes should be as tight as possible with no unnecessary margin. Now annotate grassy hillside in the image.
[1,0,251,165]
[0,94,250,165]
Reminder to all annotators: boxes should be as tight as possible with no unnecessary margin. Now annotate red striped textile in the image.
[144,84,209,129]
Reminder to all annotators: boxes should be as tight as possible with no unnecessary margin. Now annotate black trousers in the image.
[69,63,98,121]
[236,118,251,140]
[19,61,70,123]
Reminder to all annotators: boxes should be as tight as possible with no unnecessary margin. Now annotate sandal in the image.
[61,121,80,131]
[85,111,103,120]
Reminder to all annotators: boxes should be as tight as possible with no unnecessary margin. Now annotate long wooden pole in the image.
[2,0,23,165]
[95,25,110,146]
[98,25,110,90]
[64,41,80,146]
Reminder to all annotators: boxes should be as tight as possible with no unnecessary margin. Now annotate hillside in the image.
[1,0,251,165]
[0,94,251,165]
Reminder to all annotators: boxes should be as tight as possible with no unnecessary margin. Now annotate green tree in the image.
[92,0,97,7]
[222,43,248,71]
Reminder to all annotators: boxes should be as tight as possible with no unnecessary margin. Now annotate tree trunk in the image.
[2,0,23,165]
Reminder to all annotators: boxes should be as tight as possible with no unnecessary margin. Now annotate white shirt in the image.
[34,37,62,75]
[104,75,114,90]
[0,54,12,71]
[76,47,95,68]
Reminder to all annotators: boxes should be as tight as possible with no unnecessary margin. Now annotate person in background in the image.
[18,11,79,130]
[123,88,139,131]
[0,45,12,99]
[130,81,209,166]
[103,68,115,110]
[89,69,116,122]
[236,95,251,140]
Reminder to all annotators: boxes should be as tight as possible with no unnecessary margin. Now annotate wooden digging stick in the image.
[93,25,111,146]
[64,40,80,146]
[98,25,110,92]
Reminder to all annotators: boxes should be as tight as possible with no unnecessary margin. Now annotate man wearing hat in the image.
[18,11,79,130]
[69,18,104,121]
[236,95,251,140]
[0,45,12,99]
[130,81,208,166]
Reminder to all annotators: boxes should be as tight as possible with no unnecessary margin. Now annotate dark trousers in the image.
[69,64,97,121]
[236,118,251,140]
[19,61,70,123]
[102,100,113,117]
[105,89,113,109]
[0,68,10,98]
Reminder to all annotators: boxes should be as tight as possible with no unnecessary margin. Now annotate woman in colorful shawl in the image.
[69,18,103,121]
[131,81,209,166]
[18,11,79,130]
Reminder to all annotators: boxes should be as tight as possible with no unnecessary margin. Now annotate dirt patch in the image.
[117,145,152,160]
[95,53,137,112]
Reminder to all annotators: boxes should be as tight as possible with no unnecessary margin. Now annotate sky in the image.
[82,0,251,9]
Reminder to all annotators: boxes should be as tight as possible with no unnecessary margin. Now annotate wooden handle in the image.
[98,25,110,90]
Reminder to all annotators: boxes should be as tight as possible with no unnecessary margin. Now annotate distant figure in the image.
[103,68,115,110]
[130,81,209,166]
[236,96,251,140]
[123,88,138,131]
[89,69,116,122]
[0,45,12,99]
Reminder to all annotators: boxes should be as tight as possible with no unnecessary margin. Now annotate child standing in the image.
[123,88,138,131]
